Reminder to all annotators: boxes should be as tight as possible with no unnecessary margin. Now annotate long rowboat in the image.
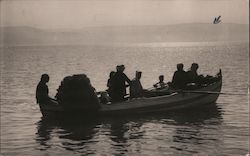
[39,70,222,117]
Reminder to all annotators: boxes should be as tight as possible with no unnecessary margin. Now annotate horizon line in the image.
[0,22,249,30]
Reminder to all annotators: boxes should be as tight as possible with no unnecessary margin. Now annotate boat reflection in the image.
[165,104,224,155]
[97,117,144,155]
[35,103,223,155]
[160,103,223,124]
[36,117,100,152]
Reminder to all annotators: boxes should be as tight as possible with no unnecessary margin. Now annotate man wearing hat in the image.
[111,65,131,102]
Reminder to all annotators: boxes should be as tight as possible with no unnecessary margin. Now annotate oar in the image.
[181,90,248,96]
[146,86,156,90]
[145,90,248,96]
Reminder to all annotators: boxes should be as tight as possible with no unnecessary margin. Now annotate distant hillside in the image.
[0,23,249,46]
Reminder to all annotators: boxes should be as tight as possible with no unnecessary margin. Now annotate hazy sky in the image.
[0,0,249,29]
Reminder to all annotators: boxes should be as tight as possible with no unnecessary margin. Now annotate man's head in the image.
[159,75,164,82]
[41,74,49,83]
[191,63,199,71]
[136,71,142,80]
[116,65,125,72]
[177,63,184,71]
[109,71,115,78]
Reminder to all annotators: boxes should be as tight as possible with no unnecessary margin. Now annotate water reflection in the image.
[107,117,144,155]
[36,117,100,153]
[36,119,53,150]
[35,103,223,155]
[167,104,223,155]
[169,103,222,124]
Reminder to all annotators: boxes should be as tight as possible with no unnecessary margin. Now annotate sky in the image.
[0,0,249,29]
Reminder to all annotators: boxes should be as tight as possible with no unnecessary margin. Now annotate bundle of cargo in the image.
[55,74,100,111]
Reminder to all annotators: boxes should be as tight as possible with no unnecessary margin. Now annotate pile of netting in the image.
[55,74,100,111]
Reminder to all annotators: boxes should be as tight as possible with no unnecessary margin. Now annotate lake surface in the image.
[0,42,249,155]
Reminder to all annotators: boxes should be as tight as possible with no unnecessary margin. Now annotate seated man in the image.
[107,71,115,100]
[171,63,188,89]
[36,74,56,104]
[130,71,144,99]
[153,75,169,90]
[99,91,111,104]
[187,63,200,83]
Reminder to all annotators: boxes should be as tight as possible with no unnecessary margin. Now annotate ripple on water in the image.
[1,43,249,155]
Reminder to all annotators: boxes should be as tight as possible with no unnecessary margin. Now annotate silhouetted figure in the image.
[99,91,110,104]
[171,64,187,89]
[112,65,131,102]
[130,71,143,99]
[187,63,200,83]
[153,75,168,89]
[107,71,116,100]
[36,74,55,104]
[55,74,99,110]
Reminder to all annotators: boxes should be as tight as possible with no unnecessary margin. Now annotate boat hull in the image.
[39,78,222,117]
[100,80,222,115]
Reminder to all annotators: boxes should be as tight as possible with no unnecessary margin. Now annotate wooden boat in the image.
[39,70,222,117]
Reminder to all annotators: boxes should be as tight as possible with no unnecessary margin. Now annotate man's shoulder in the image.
[131,78,136,83]
[186,70,192,74]
[37,82,42,87]
[122,73,129,79]
[122,73,128,76]
[131,78,139,82]
[37,82,47,89]
[173,71,179,76]
[114,72,123,77]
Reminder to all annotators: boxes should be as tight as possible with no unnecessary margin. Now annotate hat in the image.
[136,71,142,74]
[136,71,142,78]
[116,65,125,71]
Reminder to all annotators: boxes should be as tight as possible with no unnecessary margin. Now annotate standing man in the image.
[112,65,131,102]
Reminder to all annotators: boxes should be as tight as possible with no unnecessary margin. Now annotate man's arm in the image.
[124,74,131,85]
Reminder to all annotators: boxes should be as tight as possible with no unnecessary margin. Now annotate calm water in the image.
[0,42,249,155]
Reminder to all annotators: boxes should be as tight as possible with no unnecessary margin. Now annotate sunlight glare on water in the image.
[0,42,249,155]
